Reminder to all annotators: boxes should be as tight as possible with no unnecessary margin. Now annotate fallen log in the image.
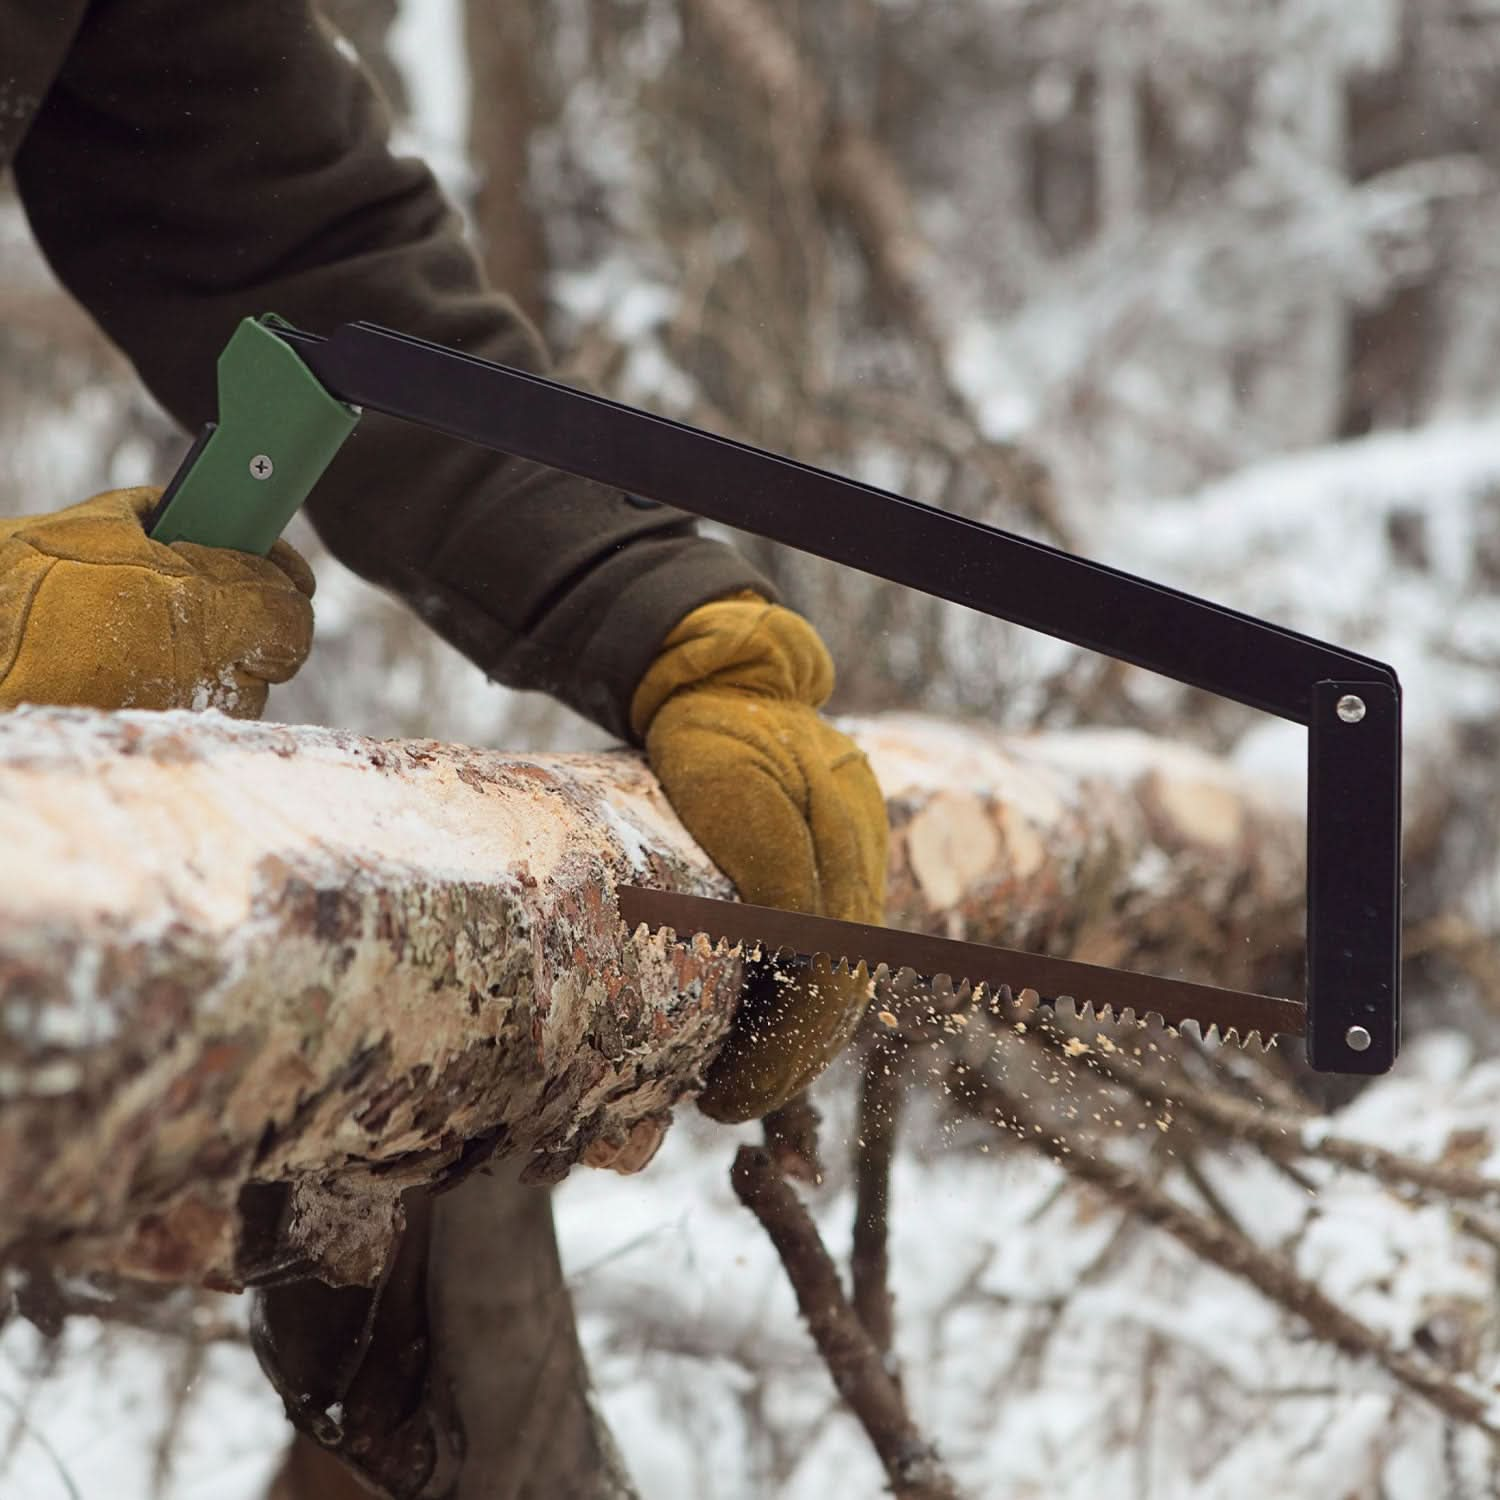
[0,706,1303,1290]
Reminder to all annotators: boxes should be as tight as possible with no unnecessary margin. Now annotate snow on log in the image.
[0,706,1303,1289]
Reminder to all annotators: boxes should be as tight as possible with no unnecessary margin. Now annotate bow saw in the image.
[150,315,1402,1076]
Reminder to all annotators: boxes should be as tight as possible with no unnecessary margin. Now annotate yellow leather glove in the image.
[632,594,888,1121]
[0,487,314,719]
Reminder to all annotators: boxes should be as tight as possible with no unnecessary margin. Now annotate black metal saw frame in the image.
[167,319,1405,1075]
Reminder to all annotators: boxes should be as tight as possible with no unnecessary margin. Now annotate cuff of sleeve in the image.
[527,537,776,744]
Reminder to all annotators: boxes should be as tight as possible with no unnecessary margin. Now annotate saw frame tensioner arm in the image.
[149,314,1402,1077]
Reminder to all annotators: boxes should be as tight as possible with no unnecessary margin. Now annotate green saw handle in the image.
[147,315,360,553]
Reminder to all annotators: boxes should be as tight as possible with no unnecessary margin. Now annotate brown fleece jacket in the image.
[3,0,769,738]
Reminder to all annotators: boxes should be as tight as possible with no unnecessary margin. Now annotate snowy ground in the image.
[557,1031,1500,1500]
[0,1316,284,1500]
[5,1030,1500,1500]
[1105,416,1500,757]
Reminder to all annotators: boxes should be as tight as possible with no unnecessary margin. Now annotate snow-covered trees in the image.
[6,3,1500,1497]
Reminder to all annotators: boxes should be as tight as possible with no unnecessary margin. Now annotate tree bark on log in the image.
[0,706,1303,1292]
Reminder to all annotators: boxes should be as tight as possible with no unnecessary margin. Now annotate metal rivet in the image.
[249,454,275,480]
[1345,1024,1372,1052]
[1336,694,1366,724]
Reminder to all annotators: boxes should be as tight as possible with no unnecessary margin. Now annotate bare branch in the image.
[852,1036,908,1363]
[952,1067,1500,1434]
[464,0,549,327]
[1058,1030,1500,1206]
[731,1146,965,1500]
[763,1091,826,1185]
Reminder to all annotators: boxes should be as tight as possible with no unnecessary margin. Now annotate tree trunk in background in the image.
[1094,50,1144,239]
[1339,280,1430,437]
[1341,22,1438,438]
[1027,66,1098,254]
[318,0,410,118]
[464,0,548,328]
[1251,52,1350,449]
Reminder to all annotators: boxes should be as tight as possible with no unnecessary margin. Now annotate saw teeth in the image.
[982,987,1273,1052]
[626,921,751,962]
[628,925,882,990]
[630,923,1281,1052]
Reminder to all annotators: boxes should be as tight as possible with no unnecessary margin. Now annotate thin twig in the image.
[1178,1150,1249,1238]
[1455,1211,1500,1255]
[32,1284,246,1346]
[852,1038,908,1364]
[1058,1031,1500,1205]
[682,0,1071,544]
[731,1146,966,1500]
[1192,1036,1318,1118]
[950,1068,1500,1434]
[151,1335,207,1496]
[0,1391,81,1500]
[763,1091,825,1185]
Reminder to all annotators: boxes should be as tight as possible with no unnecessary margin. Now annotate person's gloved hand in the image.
[0,487,314,719]
[632,593,888,1121]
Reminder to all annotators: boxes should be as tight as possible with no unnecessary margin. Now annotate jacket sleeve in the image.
[12,0,771,739]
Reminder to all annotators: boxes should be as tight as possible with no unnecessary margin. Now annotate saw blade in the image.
[617,885,1306,1047]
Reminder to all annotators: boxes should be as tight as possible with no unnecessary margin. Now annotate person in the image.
[2,1,888,1488]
